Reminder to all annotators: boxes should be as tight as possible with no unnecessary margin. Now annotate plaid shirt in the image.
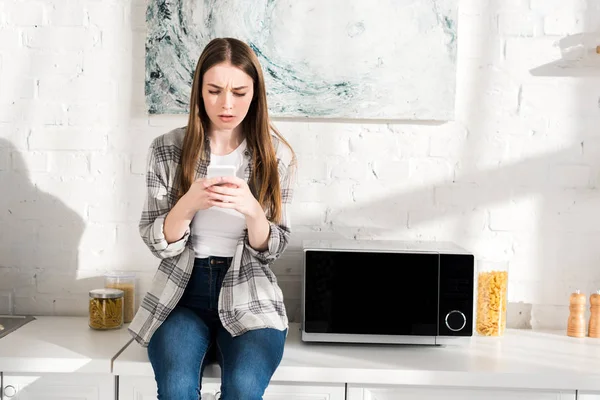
[128,127,295,347]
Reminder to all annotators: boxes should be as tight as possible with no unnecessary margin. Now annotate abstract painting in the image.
[146,0,458,120]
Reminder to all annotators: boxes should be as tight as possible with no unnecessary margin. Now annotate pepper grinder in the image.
[567,290,586,338]
[589,290,600,338]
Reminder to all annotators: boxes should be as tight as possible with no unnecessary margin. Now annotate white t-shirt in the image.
[191,139,248,258]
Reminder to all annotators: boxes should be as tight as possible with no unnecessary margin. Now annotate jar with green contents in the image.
[89,288,124,330]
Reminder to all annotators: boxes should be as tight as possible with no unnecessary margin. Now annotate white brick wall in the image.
[0,0,599,331]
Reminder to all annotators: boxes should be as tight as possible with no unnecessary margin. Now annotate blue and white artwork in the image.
[146,0,458,120]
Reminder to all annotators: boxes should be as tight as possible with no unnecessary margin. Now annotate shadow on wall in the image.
[0,138,93,315]
[277,1,600,329]
[313,119,600,330]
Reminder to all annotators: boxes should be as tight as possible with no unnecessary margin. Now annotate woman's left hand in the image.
[205,176,263,219]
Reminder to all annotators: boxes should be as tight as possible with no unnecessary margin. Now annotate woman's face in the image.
[201,62,254,132]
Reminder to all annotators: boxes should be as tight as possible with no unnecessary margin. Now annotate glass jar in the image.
[475,261,508,337]
[104,272,136,323]
[89,288,124,330]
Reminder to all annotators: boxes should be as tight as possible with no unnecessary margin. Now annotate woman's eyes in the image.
[208,91,246,97]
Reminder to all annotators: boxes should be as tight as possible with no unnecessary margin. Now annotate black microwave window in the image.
[304,250,439,336]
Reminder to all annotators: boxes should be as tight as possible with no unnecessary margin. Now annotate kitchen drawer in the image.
[347,384,576,400]
[118,375,345,400]
[118,375,221,400]
[2,373,113,399]
[577,392,600,400]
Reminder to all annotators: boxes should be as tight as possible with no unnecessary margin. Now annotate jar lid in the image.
[105,271,136,278]
[89,288,124,299]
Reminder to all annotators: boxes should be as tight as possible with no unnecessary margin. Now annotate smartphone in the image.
[206,165,236,183]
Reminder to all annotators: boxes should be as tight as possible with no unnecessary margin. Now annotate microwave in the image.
[301,239,474,346]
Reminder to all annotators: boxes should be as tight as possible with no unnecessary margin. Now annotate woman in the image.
[128,37,296,400]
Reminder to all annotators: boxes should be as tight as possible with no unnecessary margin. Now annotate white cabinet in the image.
[347,385,577,400]
[118,376,345,400]
[1,373,113,399]
[118,376,222,400]
[578,393,600,400]
[263,382,345,400]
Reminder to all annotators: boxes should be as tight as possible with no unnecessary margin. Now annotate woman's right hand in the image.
[163,177,230,244]
[181,178,217,213]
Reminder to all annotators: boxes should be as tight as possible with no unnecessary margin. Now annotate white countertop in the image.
[0,316,132,374]
[115,323,600,391]
[4,317,600,392]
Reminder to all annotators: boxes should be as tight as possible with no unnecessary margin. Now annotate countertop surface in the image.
[0,316,132,374]
[4,317,600,391]
[114,323,600,391]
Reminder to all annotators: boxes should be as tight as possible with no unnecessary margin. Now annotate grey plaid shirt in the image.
[128,127,295,347]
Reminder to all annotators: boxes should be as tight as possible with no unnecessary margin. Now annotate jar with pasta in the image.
[104,272,136,323]
[89,288,124,330]
[476,261,508,337]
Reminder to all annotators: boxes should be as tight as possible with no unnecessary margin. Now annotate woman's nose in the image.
[222,91,233,110]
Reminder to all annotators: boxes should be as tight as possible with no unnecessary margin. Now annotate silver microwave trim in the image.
[302,331,437,345]
[301,330,473,346]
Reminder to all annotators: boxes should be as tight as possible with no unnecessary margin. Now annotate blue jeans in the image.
[147,256,287,400]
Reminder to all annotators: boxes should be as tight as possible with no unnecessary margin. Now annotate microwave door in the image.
[304,250,440,336]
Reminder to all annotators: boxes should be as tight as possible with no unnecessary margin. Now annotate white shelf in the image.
[530,54,600,77]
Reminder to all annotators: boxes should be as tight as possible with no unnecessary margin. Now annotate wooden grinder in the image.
[567,290,586,338]
[589,290,600,338]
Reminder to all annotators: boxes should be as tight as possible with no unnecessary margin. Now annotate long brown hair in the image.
[178,37,295,223]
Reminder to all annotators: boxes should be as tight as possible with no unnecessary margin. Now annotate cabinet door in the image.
[2,373,113,400]
[578,393,600,400]
[347,385,577,400]
[118,376,345,400]
[118,376,221,400]
[263,383,345,400]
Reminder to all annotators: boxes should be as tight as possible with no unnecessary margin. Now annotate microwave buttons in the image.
[445,310,467,332]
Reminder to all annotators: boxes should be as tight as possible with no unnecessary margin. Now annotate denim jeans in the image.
[147,256,287,400]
